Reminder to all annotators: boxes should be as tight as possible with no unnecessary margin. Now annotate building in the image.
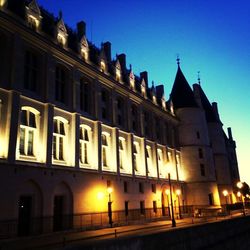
[0,0,240,237]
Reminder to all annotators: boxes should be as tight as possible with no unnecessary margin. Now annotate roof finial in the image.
[176,54,180,67]
[197,71,201,85]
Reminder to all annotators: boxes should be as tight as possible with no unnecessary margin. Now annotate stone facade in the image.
[0,0,240,237]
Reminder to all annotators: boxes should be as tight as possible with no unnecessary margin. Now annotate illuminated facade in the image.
[0,0,240,237]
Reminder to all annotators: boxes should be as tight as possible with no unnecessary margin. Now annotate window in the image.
[119,138,125,169]
[53,118,67,161]
[155,117,161,141]
[196,131,200,139]
[19,109,37,156]
[151,184,156,193]
[102,133,109,167]
[117,98,124,127]
[24,51,38,92]
[131,105,138,133]
[124,181,128,193]
[133,142,139,172]
[139,182,144,193]
[80,79,91,114]
[157,149,163,177]
[208,193,214,205]
[146,146,152,175]
[100,60,106,72]
[144,111,150,137]
[153,201,157,213]
[79,126,91,165]
[140,201,145,215]
[55,66,67,103]
[125,201,129,216]
[200,164,205,176]
[198,148,203,159]
[101,89,110,121]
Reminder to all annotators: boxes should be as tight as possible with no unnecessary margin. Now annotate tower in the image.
[170,64,220,207]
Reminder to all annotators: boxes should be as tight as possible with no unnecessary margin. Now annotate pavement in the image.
[0,212,247,250]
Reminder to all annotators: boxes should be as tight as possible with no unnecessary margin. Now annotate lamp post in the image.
[107,187,113,227]
[168,172,176,227]
[237,181,246,216]
[176,189,182,219]
[222,190,228,214]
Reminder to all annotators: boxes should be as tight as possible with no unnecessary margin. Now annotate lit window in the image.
[100,60,106,72]
[19,108,38,157]
[80,36,89,61]
[157,149,163,177]
[115,60,121,82]
[119,137,125,169]
[79,126,91,165]
[141,79,147,98]
[56,18,68,47]
[146,146,152,175]
[102,133,110,168]
[133,142,140,172]
[53,118,67,161]
[25,0,42,31]
[129,70,135,90]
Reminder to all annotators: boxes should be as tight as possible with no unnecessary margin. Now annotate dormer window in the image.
[79,36,89,61]
[26,0,42,31]
[56,18,68,47]
[141,79,147,98]
[170,100,174,114]
[161,96,166,110]
[115,60,121,82]
[100,60,106,73]
[129,71,135,90]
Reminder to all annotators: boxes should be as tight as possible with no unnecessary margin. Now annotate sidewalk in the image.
[0,213,245,250]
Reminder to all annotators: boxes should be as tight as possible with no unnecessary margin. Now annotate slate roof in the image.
[170,66,198,109]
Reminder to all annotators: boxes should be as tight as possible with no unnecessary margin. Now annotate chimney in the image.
[156,85,164,99]
[193,84,202,108]
[103,42,111,62]
[227,127,233,140]
[140,71,148,87]
[77,21,86,40]
[212,102,220,120]
[117,53,126,72]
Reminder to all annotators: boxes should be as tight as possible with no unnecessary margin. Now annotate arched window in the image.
[133,142,140,173]
[19,107,39,157]
[119,137,125,170]
[79,125,92,165]
[53,117,67,161]
[101,132,110,168]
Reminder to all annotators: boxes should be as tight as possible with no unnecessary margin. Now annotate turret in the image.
[169,62,220,207]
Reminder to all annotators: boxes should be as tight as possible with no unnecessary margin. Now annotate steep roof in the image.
[196,84,221,123]
[170,66,198,109]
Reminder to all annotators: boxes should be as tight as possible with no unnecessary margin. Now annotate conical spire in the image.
[170,66,198,109]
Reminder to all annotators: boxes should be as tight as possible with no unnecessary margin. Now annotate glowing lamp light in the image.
[237,191,241,197]
[97,192,104,200]
[165,189,170,195]
[222,190,228,197]
[107,187,113,194]
[237,181,243,189]
[176,189,181,196]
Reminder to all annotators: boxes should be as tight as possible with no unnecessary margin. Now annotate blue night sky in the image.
[38,0,250,183]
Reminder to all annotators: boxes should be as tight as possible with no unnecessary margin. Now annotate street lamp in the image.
[167,172,176,227]
[107,187,113,227]
[237,181,246,216]
[176,189,182,219]
[222,190,228,215]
